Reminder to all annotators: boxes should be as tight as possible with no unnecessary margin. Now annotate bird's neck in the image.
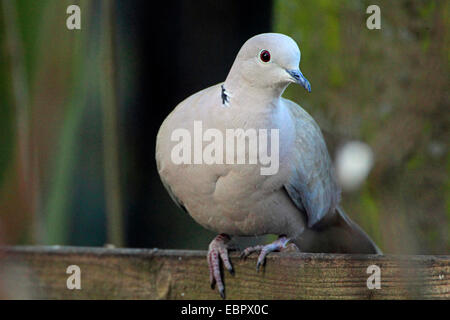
[223,74,288,109]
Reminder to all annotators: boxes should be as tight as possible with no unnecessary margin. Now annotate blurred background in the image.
[0,0,448,257]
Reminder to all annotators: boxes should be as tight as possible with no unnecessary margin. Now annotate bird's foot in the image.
[207,234,234,299]
[240,236,298,271]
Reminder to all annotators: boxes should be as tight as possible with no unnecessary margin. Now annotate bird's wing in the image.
[282,98,341,228]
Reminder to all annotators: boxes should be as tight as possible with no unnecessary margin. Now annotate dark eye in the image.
[259,50,271,63]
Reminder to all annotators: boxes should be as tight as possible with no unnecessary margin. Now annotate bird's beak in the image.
[286,69,311,92]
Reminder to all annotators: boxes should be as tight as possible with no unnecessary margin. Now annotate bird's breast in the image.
[157,89,301,235]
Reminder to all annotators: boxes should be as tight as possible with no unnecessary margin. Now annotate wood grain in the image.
[0,246,448,299]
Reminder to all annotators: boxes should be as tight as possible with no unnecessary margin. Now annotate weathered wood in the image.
[0,246,448,299]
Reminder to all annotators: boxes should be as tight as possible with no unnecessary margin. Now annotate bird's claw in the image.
[241,236,294,272]
[256,259,264,272]
[207,234,233,299]
[240,245,264,260]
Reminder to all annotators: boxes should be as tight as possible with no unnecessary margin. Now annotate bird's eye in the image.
[259,50,271,63]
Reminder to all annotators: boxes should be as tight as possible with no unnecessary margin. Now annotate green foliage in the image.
[0,17,14,186]
[274,0,449,253]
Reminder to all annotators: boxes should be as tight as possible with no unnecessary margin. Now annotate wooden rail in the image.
[0,246,448,299]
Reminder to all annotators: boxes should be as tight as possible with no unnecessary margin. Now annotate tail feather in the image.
[335,206,382,254]
[293,206,382,254]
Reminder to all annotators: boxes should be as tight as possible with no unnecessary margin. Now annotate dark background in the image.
[120,1,272,248]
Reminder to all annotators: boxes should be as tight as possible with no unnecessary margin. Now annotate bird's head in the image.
[227,33,311,93]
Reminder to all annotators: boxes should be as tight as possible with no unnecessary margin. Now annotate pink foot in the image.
[207,234,234,299]
[240,236,297,271]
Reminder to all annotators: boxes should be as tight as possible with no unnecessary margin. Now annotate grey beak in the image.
[286,69,311,92]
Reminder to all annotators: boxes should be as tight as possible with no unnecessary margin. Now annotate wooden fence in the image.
[0,246,448,299]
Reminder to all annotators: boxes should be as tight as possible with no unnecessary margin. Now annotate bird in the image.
[156,33,381,299]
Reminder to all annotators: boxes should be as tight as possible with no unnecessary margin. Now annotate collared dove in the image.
[156,33,381,298]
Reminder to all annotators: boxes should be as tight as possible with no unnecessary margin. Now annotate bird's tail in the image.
[293,206,382,254]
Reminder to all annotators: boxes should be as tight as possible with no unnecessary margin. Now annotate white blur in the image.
[335,141,374,192]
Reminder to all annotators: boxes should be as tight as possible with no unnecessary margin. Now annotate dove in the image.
[156,33,381,299]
